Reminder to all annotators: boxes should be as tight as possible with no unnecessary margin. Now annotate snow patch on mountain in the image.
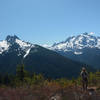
[42,44,51,48]
[24,48,31,58]
[53,43,67,50]
[74,51,83,55]
[16,39,31,49]
[96,39,100,48]
[15,39,35,58]
[0,40,9,54]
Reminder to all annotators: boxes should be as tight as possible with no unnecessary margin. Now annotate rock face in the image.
[48,33,100,69]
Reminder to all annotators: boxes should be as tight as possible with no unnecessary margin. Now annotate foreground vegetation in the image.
[0,64,100,100]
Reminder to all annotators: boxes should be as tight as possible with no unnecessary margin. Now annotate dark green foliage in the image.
[88,71,100,86]
[31,73,44,85]
[0,74,3,85]
[16,64,24,82]
[16,64,29,82]
[0,65,99,88]
[3,74,11,86]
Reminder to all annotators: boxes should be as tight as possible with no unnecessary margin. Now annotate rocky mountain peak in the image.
[49,33,100,55]
[6,35,20,43]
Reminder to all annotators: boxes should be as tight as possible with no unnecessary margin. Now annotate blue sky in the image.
[0,0,100,45]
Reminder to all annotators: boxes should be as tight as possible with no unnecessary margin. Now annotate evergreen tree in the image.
[32,73,44,85]
[0,74,2,85]
[16,64,30,84]
[16,64,25,82]
[3,73,10,86]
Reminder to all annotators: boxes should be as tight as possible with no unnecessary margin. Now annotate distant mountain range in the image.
[0,35,92,78]
[47,33,100,69]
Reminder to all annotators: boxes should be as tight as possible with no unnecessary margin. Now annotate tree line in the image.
[0,64,100,88]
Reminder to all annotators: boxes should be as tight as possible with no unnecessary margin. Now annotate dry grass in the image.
[0,83,100,100]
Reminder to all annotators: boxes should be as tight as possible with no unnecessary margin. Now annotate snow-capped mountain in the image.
[48,33,100,69]
[0,35,35,58]
[50,32,100,55]
[0,35,89,78]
